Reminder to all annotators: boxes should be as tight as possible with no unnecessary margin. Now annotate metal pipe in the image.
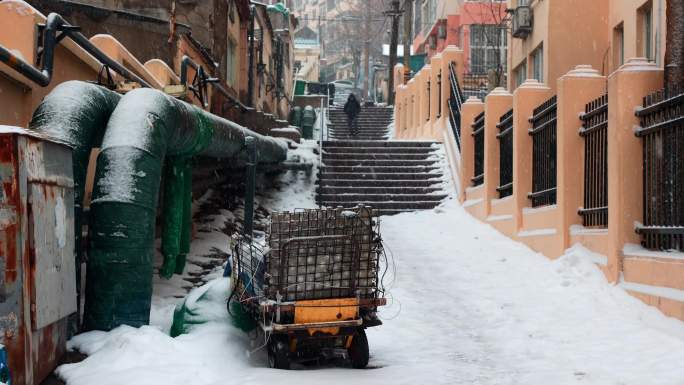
[243,137,257,239]
[247,5,256,107]
[83,87,287,331]
[179,55,253,112]
[0,13,150,87]
[28,81,122,321]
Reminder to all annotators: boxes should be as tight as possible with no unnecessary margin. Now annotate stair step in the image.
[323,147,437,154]
[317,193,447,202]
[317,179,442,187]
[323,140,436,148]
[317,200,442,210]
[322,159,438,166]
[319,172,442,180]
[321,165,440,173]
[323,153,435,160]
[316,186,443,194]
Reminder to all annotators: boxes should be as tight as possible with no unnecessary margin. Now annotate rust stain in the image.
[5,313,26,385]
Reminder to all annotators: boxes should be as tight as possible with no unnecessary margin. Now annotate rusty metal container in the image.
[0,126,76,385]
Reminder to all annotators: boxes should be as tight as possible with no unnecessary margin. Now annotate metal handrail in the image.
[0,12,151,87]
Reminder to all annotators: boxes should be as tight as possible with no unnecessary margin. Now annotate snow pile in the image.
[257,139,319,212]
[58,200,684,385]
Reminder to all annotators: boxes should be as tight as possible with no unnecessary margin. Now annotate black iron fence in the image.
[472,111,485,186]
[635,85,684,250]
[579,94,608,227]
[448,61,465,150]
[528,95,558,207]
[496,108,514,198]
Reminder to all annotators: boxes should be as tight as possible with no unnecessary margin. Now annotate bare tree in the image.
[462,0,509,91]
[322,0,387,88]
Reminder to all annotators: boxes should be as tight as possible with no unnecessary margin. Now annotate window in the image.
[226,38,237,86]
[531,44,543,83]
[469,24,507,75]
[638,1,653,61]
[327,0,335,12]
[613,23,624,69]
[514,60,527,89]
[421,0,437,35]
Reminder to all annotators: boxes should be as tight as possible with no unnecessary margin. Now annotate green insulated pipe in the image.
[83,87,287,331]
[28,81,121,310]
[160,157,192,278]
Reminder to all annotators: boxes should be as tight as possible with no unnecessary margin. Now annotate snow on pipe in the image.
[28,81,122,290]
[83,87,287,331]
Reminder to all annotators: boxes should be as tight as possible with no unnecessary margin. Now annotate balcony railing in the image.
[496,108,514,198]
[472,111,485,186]
[528,95,557,207]
[579,94,608,227]
[635,85,684,250]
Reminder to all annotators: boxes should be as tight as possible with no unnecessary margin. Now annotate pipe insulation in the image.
[83,87,287,331]
[28,81,122,291]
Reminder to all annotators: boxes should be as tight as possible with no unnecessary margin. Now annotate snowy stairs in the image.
[327,106,392,140]
[317,107,448,216]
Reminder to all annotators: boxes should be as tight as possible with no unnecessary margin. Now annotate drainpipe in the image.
[248,5,256,107]
[28,81,121,316]
[0,13,150,87]
[83,87,287,331]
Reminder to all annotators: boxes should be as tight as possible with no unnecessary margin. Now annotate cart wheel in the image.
[348,328,369,369]
[267,335,291,370]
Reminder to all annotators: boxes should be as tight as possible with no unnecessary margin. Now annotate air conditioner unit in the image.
[512,5,533,39]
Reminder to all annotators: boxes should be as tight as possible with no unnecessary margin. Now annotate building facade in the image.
[395,0,684,322]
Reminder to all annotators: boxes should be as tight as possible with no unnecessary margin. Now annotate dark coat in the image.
[343,95,361,118]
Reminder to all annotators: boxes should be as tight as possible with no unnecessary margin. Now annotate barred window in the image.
[469,24,507,75]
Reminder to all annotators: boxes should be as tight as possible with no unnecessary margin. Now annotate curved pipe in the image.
[83,87,287,330]
[28,81,121,319]
[0,13,151,87]
[28,80,121,260]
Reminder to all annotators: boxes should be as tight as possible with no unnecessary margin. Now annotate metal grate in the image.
[245,207,381,302]
[472,111,485,186]
[448,61,465,150]
[496,108,514,198]
[528,95,557,207]
[579,94,608,227]
[635,86,684,250]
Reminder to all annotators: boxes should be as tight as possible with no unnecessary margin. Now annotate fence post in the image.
[606,58,663,282]
[512,79,553,233]
[483,87,513,217]
[459,97,485,202]
[406,78,415,137]
[556,65,607,250]
[420,65,432,138]
[394,84,404,138]
[429,55,442,139]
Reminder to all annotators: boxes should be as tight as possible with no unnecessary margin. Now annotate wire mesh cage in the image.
[234,206,381,306]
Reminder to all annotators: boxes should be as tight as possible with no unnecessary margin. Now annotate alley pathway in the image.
[57,200,684,385]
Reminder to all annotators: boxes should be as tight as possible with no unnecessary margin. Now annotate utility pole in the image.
[363,0,371,102]
[402,0,413,84]
[385,0,402,105]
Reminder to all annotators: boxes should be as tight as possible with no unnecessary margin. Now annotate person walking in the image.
[343,93,361,137]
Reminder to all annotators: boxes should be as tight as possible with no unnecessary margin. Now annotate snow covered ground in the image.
[58,199,684,385]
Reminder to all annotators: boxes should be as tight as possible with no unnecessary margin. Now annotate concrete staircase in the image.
[317,106,448,215]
